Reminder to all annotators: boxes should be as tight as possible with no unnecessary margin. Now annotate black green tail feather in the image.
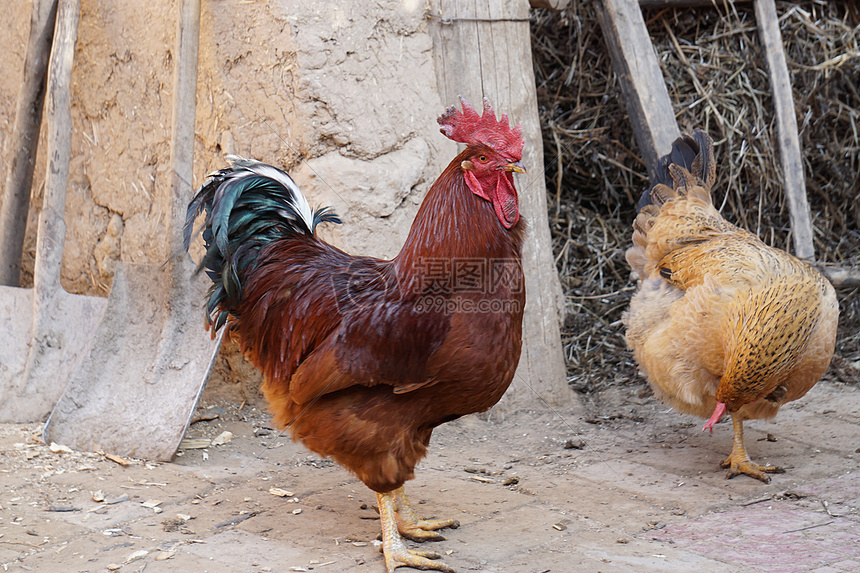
[184,157,340,330]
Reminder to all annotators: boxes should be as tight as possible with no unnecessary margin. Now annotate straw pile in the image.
[530,1,860,393]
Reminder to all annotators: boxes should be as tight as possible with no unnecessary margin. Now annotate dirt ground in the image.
[0,0,449,293]
[1,373,858,573]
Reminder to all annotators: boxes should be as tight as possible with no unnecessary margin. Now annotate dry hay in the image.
[530,0,860,394]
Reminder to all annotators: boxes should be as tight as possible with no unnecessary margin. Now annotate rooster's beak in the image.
[503,161,526,174]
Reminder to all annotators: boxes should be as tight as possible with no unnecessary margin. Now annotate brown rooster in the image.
[184,97,526,572]
[624,130,838,482]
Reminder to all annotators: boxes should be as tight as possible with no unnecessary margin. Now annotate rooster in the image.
[624,130,838,483]
[184,97,526,572]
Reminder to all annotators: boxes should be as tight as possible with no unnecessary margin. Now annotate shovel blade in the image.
[0,285,107,423]
[44,262,222,460]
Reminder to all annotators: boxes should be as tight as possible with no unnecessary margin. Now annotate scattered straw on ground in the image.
[530,1,860,395]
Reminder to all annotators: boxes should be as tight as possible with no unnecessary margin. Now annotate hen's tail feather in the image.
[183,157,341,329]
[636,129,715,211]
[627,130,717,278]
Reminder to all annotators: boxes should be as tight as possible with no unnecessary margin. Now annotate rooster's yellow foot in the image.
[378,489,457,572]
[381,543,455,573]
[393,487,459,542]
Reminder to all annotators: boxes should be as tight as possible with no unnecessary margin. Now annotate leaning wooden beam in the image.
[600,0,855,279]
[596,0,681,181]
[755,0,815,260]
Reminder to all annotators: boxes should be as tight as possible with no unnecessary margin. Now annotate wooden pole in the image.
[33,0,78,297]
[0,0,59,286]
[429,0,574,413]
[755,0,815,260]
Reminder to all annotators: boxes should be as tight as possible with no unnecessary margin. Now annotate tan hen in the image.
[624,130,839,482]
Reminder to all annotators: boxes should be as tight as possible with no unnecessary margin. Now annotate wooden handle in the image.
[168,0,201,258]
[33,0,79,295]
[0,0,58,286]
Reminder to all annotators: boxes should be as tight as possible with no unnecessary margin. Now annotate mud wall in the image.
[0,0,450,294]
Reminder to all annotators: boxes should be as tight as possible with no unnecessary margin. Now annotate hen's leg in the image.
[721,414,785,483]
[392,487,459,542]
[377,491,456,573]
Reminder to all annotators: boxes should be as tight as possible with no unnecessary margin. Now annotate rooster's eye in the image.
[479,155,487,162]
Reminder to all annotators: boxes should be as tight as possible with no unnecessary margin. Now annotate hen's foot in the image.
[377,490,456,572]
[721,454,785,483]
[392,487,460,542]
[721,414,785,483]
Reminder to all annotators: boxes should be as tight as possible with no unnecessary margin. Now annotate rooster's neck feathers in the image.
[395,149,525,273]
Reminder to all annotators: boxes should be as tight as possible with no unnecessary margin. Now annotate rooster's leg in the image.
[377,491,456,572]
[720,414,785,483]
[392,487,459,542]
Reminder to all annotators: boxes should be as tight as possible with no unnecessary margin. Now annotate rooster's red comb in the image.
[437,96,523,160]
